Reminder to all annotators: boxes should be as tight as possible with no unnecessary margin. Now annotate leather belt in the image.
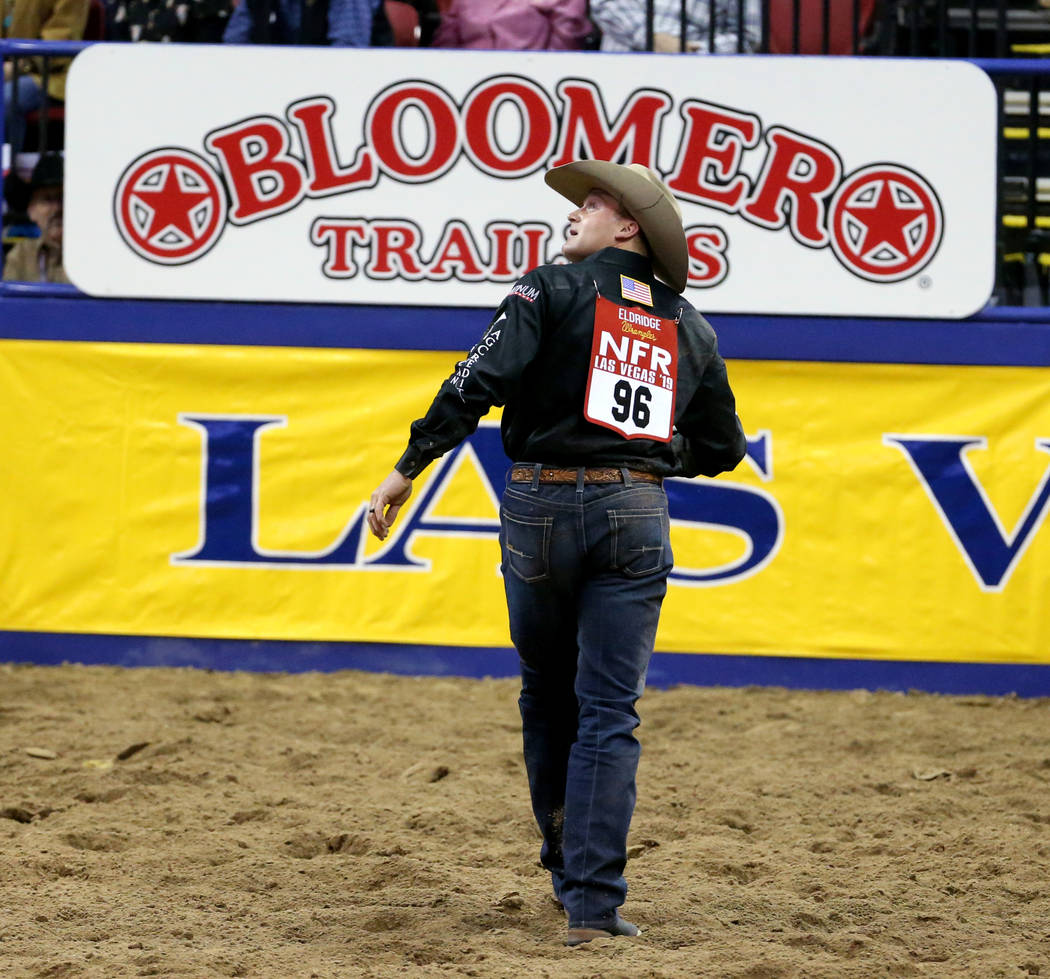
[510,466,662,486]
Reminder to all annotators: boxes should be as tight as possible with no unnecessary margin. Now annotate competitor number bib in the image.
[584,294,678,442]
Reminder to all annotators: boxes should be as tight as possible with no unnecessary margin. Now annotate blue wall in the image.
[4,293,1050,366]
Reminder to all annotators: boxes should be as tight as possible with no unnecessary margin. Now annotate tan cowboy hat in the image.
[545,161,688,293]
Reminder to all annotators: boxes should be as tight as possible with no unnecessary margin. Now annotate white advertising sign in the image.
[65,45,996,318]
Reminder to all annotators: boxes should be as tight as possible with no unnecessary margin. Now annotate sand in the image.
[2,662,1049,978]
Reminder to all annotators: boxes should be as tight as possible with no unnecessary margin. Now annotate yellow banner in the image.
[2,338,1049,664]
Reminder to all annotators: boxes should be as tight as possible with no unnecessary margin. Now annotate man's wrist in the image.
[394,451,421,481]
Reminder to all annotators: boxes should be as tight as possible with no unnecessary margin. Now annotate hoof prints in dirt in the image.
[282,831,370,858]
[1,806,36,823]
[61,831,129,852]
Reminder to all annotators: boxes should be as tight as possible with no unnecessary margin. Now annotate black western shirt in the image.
[395,247,746,481]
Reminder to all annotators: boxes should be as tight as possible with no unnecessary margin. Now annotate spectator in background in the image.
[2,152,69,283]
[222,0,386,46]
[387,0,438,46]
[590,0,759,53]
[107,0,232,44]
[2,0,90,155]
[432,0,592,50]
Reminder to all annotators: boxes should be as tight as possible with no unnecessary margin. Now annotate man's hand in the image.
[653,32,685,53]
[367,470,413,541]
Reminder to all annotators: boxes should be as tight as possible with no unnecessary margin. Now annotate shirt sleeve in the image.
[588,0,645,50]
[395,272,548,479]
[672,334,747,478]
[711,0,760,52]
[222,0,252,42]
[2,241,34,283]
[431,2,460,46]
[40,0,90,41]
[651,1,686,36]
[326,0,379,46]
[538,0,591,49]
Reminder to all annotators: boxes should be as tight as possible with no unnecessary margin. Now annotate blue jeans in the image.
[499,467,672,929]
[4,75,44,155]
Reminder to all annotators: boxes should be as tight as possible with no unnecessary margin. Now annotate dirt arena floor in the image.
[2,663,1049,978]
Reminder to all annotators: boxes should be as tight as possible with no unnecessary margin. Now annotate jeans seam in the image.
[504,487,580,512]
[578,655,601,926]
[582,487,665,511]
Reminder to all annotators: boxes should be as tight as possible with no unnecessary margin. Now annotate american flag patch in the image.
[620,275,653,306]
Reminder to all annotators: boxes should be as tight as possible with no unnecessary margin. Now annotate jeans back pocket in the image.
[609,508,667,578]
[502,510,553,583]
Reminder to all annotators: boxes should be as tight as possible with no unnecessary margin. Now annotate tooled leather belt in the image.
[510,466,662,485]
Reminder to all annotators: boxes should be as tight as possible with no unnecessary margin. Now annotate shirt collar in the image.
[590,246,654,279]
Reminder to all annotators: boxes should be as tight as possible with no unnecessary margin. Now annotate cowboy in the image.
[367,160,746,945]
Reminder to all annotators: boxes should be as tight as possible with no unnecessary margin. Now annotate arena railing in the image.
[1,39,90,300]
[622,0,1050,57]
[2,38,1050,318]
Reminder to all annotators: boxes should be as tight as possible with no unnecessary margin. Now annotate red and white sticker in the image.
[113,148,227,266]
[583,295,678,442]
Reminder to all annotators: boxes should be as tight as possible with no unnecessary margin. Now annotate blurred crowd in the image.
[1,0,771,283]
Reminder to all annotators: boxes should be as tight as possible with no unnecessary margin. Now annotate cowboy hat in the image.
[544,161,688,293]
[3,153,64,213]
[29,152,64,191]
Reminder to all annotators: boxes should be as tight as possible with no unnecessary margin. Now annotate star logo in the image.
[114,149,227,265]
[828,165,943,283]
